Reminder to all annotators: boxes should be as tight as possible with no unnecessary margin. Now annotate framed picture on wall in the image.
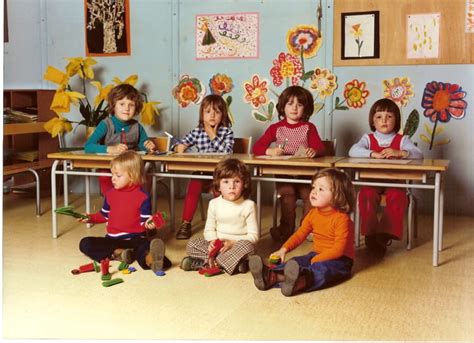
[84,0,131,57]
[341,11,379,60]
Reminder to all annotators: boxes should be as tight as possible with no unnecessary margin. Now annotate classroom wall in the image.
[3,0,474,216]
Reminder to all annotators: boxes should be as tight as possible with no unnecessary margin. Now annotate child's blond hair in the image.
[312,168,355,213]
[110,151,145,185]
[212,158,251,199]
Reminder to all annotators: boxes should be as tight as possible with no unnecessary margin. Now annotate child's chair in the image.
[148,136,171,212]
[198,136,253,220]
[353,170,421,250]
[271,139,337,230]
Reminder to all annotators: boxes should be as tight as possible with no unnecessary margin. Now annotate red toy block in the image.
[71,261,101,275]
[100,258,110,276]
[151,212,167,229]
[204,267,223,277]
[209,239,223,258]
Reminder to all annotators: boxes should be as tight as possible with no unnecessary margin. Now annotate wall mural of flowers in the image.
[172,75,205,108]
[420,81,468,150]
[209,73,235,124]
[242,74,275,123]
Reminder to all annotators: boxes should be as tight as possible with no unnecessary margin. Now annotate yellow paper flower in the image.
[43,57,161,137]
[43,66,69,88]
[50,90,85,114]
[310,67,338,99]
[141,101,161,125]
[113,74,138,86]
[44,115,73,137]
[65,57,97,79]
[91,81,114,107]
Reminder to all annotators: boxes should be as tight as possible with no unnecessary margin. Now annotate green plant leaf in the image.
[226,95,232,106]
[300,70,314,81]
[268,101,275,115]
[252,111,270,123]
[403,109,420,138]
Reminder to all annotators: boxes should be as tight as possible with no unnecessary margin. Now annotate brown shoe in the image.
[176,221,192,240]
[281,259,311,297]
[249,255,279,290]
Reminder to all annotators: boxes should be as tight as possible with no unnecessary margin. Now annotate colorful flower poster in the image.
[407,13,440,59]
[195,12,259,60]
[466,0,474,33]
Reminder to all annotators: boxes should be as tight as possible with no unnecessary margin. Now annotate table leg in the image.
[63,160,69,206]
[257,179,261,237]
[85,174,91,229]
[51,160,59,238]
[170,177,175,232]
[152,175,157,213]
[433,172,441,266]
[439,174,445,252]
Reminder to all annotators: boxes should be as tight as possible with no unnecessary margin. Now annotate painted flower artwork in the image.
[269,52,303,87]
[343,79,370,108]
[310,67,338,100]
[286,25,322,59]
[382,77,414,107]
[172,75,205,108]
[351,24,363,57]
[420,81,467,149]
[242,74,276,123]
[209,73,233,96]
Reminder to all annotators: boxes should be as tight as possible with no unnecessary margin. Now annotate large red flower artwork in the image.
[421,81,467,122]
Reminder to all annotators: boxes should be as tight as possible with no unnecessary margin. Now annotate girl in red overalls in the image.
[349,98,423,256]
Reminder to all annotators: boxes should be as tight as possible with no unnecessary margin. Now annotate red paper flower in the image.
[269,52,303,87]
[421,81,467,122]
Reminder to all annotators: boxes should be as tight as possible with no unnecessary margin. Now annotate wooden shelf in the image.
[4,122,48,135]
[3,159,54,176]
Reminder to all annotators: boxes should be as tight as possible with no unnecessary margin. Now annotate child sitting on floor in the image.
[180,158,258,275]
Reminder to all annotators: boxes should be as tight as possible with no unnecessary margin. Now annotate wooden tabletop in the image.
[335,158,450,171]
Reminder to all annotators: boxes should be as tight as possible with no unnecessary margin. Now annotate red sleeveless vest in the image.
[368,133,402,152]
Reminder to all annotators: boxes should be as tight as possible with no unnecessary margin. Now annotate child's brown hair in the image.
[198,94,232,128]
[368,98,401,132]
[110,151,145,185]
[107,84,144,116]
[212,158,251,199]
[276,85,314,121]
[311,168,355,213]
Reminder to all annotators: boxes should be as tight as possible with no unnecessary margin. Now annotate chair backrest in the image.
[322,139,337,156]
[234,137,252,154]
[150,136,170,152]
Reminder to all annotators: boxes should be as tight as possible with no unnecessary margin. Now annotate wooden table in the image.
[335,158,450,266]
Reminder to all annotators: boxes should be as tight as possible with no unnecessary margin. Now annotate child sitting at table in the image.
[349,98,423,256]
[180,158,258,275]
[252,85,325,242]
[85,84,156,195]
[171,94,234,240]
[249,168,355,296]
[78,151,170,273]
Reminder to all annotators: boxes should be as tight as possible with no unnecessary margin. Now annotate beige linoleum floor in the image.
[2,192,473,340]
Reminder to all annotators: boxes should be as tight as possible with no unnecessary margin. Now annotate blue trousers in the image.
[79,236,171,270]
[273,252,353,292]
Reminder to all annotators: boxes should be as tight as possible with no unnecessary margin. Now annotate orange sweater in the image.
[282,207,354,263]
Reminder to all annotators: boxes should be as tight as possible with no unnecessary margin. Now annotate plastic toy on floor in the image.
[71,261,100,275]
[55,206,89,220]
[102,278,124,287]
[100,258,111,280]
[145,212,168,238]
[197,239,224,276]
[268,255,282,268]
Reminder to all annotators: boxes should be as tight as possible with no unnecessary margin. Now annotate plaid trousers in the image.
[186,237,256,275]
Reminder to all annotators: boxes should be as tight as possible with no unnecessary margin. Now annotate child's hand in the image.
[380,148,408,159]
[175,144,188,153]
[144,139,156,152]
[107,144,128,154]
[370,151,385,159]
[305,147,317,158]
[145,218,156,230]
[219,239,235,254]
[204,122,218,140]
[266,147,284,156]
[270,247,288,263]
[78,214,90,223]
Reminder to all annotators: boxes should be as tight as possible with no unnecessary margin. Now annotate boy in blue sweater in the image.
[85,84,155,194]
